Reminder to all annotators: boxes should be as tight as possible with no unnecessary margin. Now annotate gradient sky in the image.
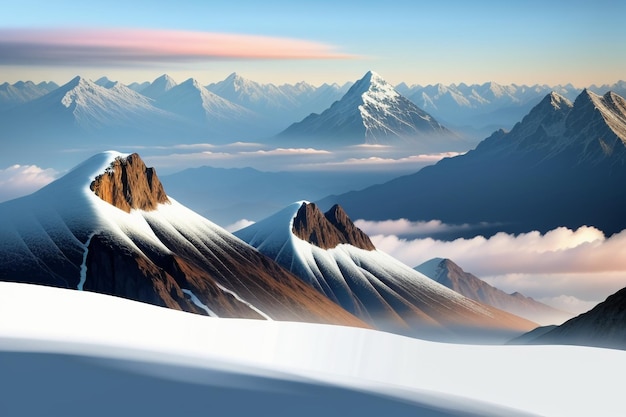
[1,0,625,87]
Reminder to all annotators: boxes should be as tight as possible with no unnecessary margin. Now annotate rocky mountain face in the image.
[236,202,536,342]
[416,258,572,325]
[292,203,375,250]
[0,152,367,327]
[277,71,456,148]
[90,153,169,212]
[516,286,626,350]
[321,89,626,238]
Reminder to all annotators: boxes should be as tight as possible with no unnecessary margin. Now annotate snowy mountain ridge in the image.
[277,71,453,147]
[236,201,536,341]
[0,152,365,326]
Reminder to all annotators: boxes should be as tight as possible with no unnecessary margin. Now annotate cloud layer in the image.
[0,28,353,67]
[357,220,626,313]
[0,164,57,202]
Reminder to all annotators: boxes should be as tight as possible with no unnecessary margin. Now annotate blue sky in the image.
[1,0,625,87]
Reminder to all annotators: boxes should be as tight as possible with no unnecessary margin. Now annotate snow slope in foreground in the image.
[1,282,623,417]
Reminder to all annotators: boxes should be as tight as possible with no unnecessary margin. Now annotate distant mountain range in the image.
[235,201,535,341]
[396,80,626,133]
[3,72,624,156]
[0,80,58,111]
[319,89,626,238]
[0,73,349,163]
[415,258,572,325]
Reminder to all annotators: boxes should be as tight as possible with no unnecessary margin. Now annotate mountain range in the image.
[0,80,58,111]
[0,150,540,342]
[415,258,572,325]
[0,151,365,326]
[235,201,535,341]
[319,89,626,238]
[396,80,626,133]
[4,72,624,165]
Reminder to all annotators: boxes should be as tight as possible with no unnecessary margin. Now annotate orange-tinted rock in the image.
[292,202,375,251]
[90,153,169,212]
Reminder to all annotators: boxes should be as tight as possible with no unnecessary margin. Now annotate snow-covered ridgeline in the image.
[0,282,623,417]
[237,201,492,316]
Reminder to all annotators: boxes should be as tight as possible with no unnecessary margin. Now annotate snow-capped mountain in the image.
[277,71,456,148]
[0,151,366,326]
[154,78,262,141]
[416,258,573,325]
[0,76,183,144]
[207,72,295,113]
[514,286,626,350]
[235,201,535,341]
[141,74,178,99]
[0,80,58,111]
[320,89,626,237]
[206,72,351,130]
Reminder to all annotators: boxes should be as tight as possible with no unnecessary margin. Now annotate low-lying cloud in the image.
[0,164,58,202]
[359,222,626,313]
[0,28,354,67]
[354,218,490,237]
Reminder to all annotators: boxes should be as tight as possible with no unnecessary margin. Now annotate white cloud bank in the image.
[0,164,58,202]
[357,220,626,314]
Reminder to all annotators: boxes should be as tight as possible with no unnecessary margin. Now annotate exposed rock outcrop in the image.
[292,202,375,250]
[90,153,169,212]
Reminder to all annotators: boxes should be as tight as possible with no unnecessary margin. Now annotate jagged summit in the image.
[292,202,375,250]
[278,70,451,145]
[141,74,178,99]
[90,153,169,213]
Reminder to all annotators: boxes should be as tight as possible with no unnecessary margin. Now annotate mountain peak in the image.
[291,202,375,250]
[546,91,572,110]
[90,153,169,213]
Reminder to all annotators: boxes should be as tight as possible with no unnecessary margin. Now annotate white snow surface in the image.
[0,281,623,417]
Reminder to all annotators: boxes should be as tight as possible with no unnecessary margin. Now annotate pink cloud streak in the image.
[0,28,355,65]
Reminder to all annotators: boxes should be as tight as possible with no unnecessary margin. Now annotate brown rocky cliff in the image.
[324,204,375,250]
[90,153,169,212]
[292,202,375,251]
